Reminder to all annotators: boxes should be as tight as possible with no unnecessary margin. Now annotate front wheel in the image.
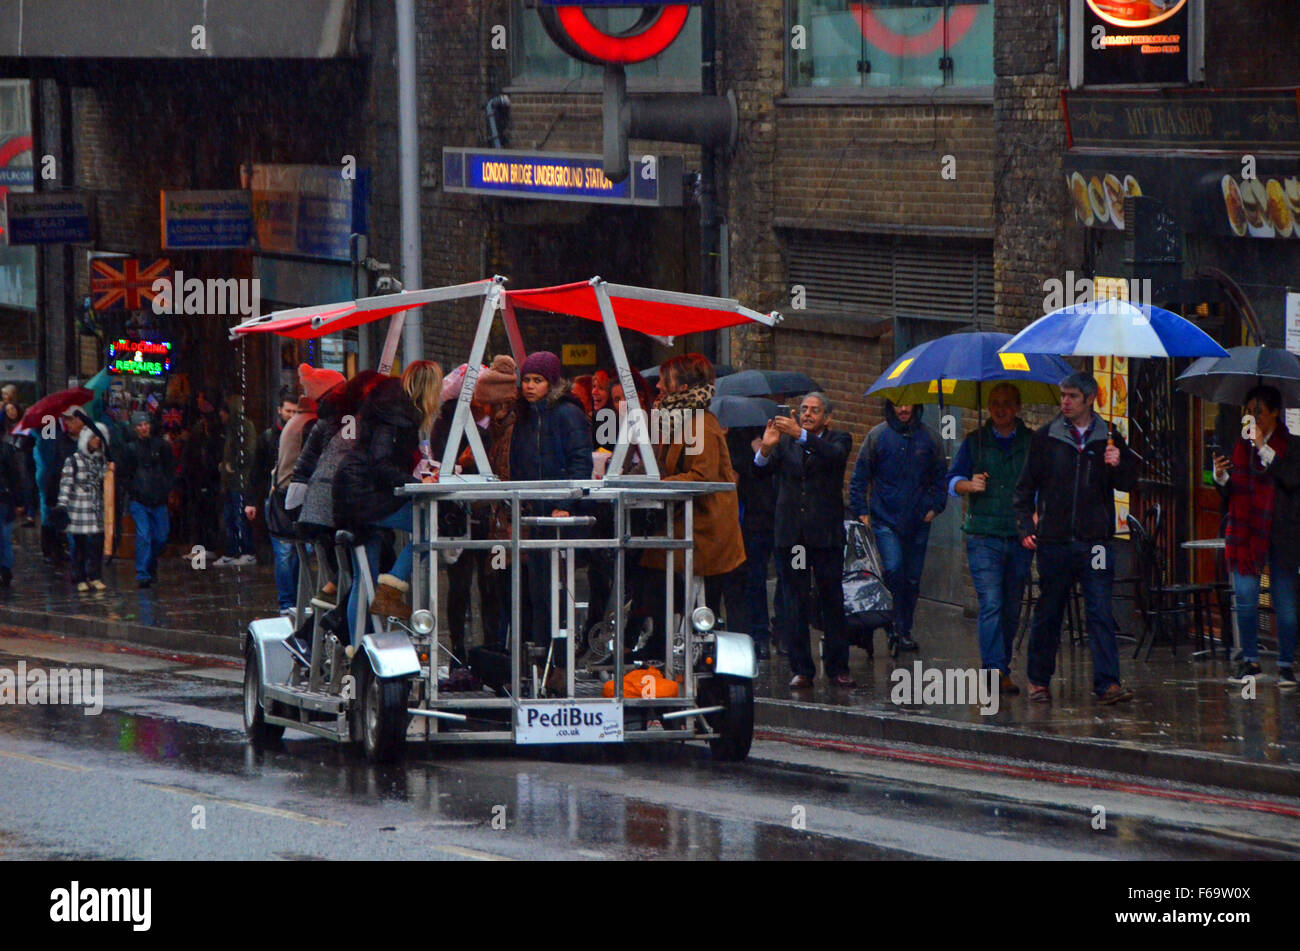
[698,675,753,762]
[243,646,285,743]
[356,657,409,764]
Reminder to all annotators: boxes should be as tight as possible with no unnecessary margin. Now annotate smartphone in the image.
[776,404,791,418]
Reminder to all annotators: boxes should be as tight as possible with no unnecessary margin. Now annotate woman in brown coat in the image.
[641,354,747,639]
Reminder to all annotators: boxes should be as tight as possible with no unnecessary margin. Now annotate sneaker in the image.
[1278,667,1297,689]
[1097,683,1134,705]
[212,555,237,567]
[1228,661,1262,685]
[76,581,89,593]
[832,673,857,688]
[789,674,814,689]
[896,634,918,652]
[235,554,257,566]
[1027,683,1050,703]
[90,579,107,592]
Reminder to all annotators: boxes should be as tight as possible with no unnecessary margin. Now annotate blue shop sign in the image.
[442,148,682,207]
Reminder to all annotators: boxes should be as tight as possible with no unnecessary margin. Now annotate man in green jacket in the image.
[216,394,258,566]
[947,383,1033,695]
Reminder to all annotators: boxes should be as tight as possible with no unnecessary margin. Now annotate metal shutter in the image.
[787,231,994,328]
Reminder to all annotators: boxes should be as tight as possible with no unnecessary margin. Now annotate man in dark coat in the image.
[0,430,31,586]
[755,392,855,688]
[1013,371,1139,705]
[729,425,786,660]
[118,411,175,588]
[849,401,947,653]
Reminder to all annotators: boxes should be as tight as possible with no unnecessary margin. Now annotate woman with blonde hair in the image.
[333,361,443,633]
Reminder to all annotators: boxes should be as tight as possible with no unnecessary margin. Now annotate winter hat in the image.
[299,363,345,402]
[473,354,519,405]
[520,351,562,387]
[130,410,151,427]
[78,423,110,455]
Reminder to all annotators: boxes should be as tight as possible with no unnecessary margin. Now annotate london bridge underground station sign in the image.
[442,148,683,207]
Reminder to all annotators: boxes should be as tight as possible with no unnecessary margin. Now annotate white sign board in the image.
[1286,291,1300,435]
[514,700,623,745]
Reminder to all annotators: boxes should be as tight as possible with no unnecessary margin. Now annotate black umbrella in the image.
[1175,346,1300,406]
[714,369,821,398]
[710,396,780,429]
[640,363,736,381]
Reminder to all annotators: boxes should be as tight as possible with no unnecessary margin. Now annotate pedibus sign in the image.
[533,0,699,65]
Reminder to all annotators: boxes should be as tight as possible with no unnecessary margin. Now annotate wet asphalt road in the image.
[2,635,1298,861]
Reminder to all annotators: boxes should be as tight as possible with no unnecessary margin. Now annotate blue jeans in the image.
[873,520,932,639]
[1231,549,1298,667]
[965,534,1033,674]
[271,536,300,611]
[129,501,169,583]
[1027,541,1121,696]
[347,502,414,637]
[0,504,13,573]
[222,492,255,557]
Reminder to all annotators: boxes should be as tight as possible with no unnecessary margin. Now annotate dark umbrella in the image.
[640,363,737,381]
[1175,346,1300,406]
[710,396,780,429]
[714,369,821,397]
[18,387,94,431]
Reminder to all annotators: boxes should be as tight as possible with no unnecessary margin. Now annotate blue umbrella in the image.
[867,332,1075,410]
[998,298,1228,359]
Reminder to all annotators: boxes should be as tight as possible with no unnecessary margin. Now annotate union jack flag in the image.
[91,257,172,311]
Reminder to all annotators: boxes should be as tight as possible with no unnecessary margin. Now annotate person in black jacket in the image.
[728,425,788,661]
[754,392,855,688]
[1013,371,1139,705]
[335,362,443,631]
[509,351,593,651]
[0,431,31,587]
[119,412,175,588]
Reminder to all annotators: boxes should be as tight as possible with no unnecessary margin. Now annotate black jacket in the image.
[753,427,853,550]
[333,379,421,528]
[119,432,174,507]
[728,427,775,537]
[255,422,282,497]
[509,383,593,513]
[0,440,29,511]
[1012,413,1139,544]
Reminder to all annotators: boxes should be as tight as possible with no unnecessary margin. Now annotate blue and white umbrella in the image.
[999,298,1228,360]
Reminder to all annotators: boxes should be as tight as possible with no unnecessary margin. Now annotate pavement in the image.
[2,520,1297,797]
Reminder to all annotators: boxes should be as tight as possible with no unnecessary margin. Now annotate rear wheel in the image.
[243,646,285,743]
[698,675,753,761]
[356,657,409,763]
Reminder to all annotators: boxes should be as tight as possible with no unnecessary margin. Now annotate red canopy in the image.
[505,281,776,337]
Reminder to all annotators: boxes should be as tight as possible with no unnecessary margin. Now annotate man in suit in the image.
[755,392,855,688]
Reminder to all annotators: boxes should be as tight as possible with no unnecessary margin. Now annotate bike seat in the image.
[335,526,383,548]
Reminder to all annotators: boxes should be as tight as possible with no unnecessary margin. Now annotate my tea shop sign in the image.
[1065,90,1300,152]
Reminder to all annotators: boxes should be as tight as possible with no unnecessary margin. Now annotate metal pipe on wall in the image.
[396,0,422,366]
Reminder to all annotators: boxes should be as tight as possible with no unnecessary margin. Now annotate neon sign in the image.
[107,338,173,378]
[535,1,695,65]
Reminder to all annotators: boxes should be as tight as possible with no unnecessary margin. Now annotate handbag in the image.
[264,471,298,539]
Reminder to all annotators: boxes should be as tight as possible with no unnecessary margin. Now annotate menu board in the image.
[1287,291,1300,436]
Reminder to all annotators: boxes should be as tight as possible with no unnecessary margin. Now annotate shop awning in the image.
[229,280,497,340]
[504,280,780,336]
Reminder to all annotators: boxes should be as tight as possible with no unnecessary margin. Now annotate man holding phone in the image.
[948,383,1034,694]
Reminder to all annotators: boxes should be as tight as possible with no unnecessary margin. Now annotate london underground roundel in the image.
[537,3,692,65]
[850,3,980,57]
[1086,0,1187,29]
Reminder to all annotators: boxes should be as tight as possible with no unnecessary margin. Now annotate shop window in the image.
[787,0,993,92]
[510,2,701,91]
[0,79,36,311]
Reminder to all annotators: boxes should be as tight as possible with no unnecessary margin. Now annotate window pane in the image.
[790,1,864,89]
[947,2,994,87]
[859,1,944,88]
[512,4,701,88]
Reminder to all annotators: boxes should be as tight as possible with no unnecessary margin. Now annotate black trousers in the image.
[778,544,848,679]
[69,532,104,583]
[446,549,499,657]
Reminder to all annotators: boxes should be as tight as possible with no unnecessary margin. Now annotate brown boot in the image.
[369,574,412,621]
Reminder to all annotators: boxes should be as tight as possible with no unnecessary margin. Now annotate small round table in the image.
[1180,539,1234,659]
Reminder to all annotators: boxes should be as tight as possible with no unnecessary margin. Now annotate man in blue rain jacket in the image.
[849,401,948,652]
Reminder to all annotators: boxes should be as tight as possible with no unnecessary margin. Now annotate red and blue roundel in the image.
[535,2,694,65]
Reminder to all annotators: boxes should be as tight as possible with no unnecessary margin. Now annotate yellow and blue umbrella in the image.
[867,332,1074,411]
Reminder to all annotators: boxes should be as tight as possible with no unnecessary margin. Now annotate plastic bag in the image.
[842,520,893,624]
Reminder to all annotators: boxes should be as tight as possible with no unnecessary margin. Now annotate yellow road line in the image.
[429,844,511,861]
[141,782,345,827]
[0,749,92,772]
